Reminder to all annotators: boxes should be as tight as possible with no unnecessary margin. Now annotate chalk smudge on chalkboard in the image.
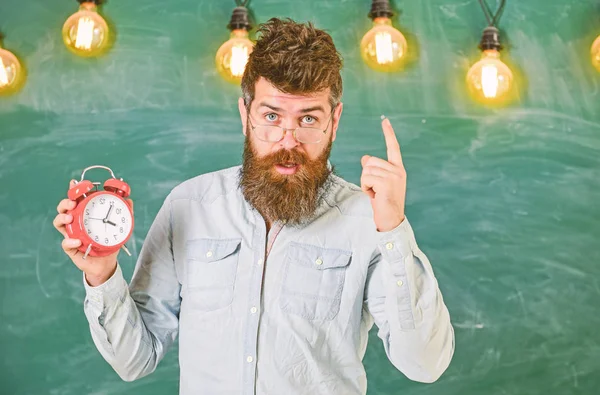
[35,216,51,298]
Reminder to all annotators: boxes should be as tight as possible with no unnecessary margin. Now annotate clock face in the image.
[82,193,132,247]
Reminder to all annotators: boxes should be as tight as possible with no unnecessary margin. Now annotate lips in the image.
[275,162,300,175]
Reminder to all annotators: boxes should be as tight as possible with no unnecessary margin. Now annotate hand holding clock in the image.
[53,180,134,287]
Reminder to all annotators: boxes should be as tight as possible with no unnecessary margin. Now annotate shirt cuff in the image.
[377,218,418,330]
[83,264,128,311]
[377,217,416,263]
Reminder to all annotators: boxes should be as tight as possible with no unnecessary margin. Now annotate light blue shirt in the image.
[83,166,454,395]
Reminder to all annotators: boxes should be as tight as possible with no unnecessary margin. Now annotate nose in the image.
[279,126,300,150]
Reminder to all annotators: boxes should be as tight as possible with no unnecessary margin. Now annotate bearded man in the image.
[53,18,454,395]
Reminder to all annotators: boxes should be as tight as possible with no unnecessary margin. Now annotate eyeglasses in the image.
[247,110,334,144]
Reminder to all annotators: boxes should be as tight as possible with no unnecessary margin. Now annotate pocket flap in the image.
[186,238,241,263]
[286,242,352,270]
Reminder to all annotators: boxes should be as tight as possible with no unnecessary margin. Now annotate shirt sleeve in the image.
[83,195,181,382]
[363,217,455,383]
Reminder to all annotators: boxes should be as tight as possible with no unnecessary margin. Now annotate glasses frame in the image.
[247,108,335,145]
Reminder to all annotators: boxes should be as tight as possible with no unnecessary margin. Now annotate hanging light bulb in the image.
[215,4,253,84]
[466,0,514,104]
[62,0,110,57]
[466,27,513,102]
[592,34,600,72]
[360,0,408,72]
[0,34,24,95]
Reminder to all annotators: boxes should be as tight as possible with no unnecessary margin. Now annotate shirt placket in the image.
[242,214,284,394]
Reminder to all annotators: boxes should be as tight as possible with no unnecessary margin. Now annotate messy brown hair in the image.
[241,18,343,111]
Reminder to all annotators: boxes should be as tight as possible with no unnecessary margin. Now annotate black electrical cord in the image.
[477,0,506,27]
[476,0,506,50]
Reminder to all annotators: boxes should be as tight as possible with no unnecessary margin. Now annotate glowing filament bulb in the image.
[360,17,408,72]
[0,45,23,94]
[230,44,250,77]
[375,31,394,64]
[0,57,8,86]
[75,17,95,50]
[62,2,110,57]
[216,29,254,84]
[466,49,513,102]
[481,64,499,98]
[592,35,600,72]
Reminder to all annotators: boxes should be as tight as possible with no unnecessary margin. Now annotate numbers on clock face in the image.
[82,193,132,247]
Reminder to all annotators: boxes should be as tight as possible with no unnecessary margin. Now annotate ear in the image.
[331,102,343,142]
[238,97,248,136]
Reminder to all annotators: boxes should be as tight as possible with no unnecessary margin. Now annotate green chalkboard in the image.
[1,1,599,394]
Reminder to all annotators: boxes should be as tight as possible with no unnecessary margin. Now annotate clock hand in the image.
[103,202,114,222]
[106,220,117,226]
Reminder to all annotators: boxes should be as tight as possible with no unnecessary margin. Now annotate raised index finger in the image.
[381,117,404,167]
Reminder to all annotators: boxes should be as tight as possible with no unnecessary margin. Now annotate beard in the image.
[239,132,333,226]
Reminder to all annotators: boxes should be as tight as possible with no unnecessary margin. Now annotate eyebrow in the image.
[298,105,326,114]
[257,103,284,113]
[257,102,326,114]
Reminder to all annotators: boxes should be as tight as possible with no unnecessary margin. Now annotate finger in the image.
[360,176,375,199]
[381,118,404,167]
[361,155,371,168]
[53,213,73,236]
[362,165,391,178]
[360,174,385,193]
[57,199,76,214]
[62,238,82,257]
[364,155,399,173]
[70,179,77,187]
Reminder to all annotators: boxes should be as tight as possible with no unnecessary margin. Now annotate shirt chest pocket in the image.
[185,238,241,312]
[280,242,352,321]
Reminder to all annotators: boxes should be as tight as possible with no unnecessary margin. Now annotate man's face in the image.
[239,77,343,167]
[238,77,344,225]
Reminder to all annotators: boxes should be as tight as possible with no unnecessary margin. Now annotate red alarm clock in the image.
[65,165,134,259]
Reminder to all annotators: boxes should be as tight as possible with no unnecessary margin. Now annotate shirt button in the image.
[246,356,254,363]
[257,258,263,266]
[397,280,404,287]
[250,307,258,314]
[386,242,394,250]
[315,258,323,265]
[206,250,213,258]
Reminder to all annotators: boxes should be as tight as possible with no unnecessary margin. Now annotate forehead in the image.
[252,77,330,113]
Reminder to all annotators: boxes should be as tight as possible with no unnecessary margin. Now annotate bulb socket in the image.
[479,26,502,51]
[368,0,394,20]
[227,6,251,31]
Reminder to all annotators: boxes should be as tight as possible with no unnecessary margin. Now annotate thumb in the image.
[361,155,371,168]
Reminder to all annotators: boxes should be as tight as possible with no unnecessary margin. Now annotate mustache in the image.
[260,148,310,166]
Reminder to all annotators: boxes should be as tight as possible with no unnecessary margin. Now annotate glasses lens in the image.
[295,128,323,144]
[254,125,284,142]
[252,124,324,144]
